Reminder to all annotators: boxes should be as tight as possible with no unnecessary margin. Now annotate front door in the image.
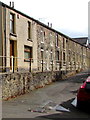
[10,40,14,57]
[10,40,14,70]
[10,40,17,70]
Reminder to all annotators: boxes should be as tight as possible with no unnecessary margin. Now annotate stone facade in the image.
[0,1,90,73]
[0,2,90,100]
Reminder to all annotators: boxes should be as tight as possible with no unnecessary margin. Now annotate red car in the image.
[77,76,90,108]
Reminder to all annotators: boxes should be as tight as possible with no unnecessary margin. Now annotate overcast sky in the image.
[1,0,90,38]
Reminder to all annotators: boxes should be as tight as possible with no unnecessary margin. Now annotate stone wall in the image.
[2,71,63,100]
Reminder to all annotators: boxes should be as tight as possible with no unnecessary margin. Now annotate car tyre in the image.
[77,100,82,109]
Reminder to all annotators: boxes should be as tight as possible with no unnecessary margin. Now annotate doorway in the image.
[10,40,17,70]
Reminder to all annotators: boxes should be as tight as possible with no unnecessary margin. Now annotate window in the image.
[68,51,71,63]
[40,30,45,43]
[10,13,15,34]
[50,33,53,46]
[76,54,78,62]
[73,52,75,62]
[56,34,58,47]
[56,51,59,61]
[50,50,53,60]
[28,21,31,39]
[63,38,65,49]
[63,52,65,64]
[41,51,43,60]
[44,32,45,37]
[24,46,33,62]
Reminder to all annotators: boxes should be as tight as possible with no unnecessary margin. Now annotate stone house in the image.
[0,1,90,73]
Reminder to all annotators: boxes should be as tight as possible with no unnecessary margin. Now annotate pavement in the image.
[2,69,90,119]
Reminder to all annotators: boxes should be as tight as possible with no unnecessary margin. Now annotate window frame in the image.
[10,13,15,34]
[63,38,65,49]
[24,46,33,62]
[63,52,66,64]
[50,50,53,60]
[56,51,60,62]
[40,30,45,43]
[56,34,59,47]
[28,21,32,40]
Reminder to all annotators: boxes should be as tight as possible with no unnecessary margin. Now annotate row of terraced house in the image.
[0,1,90,73]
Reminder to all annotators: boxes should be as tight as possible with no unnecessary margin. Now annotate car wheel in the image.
[77,100,82,108]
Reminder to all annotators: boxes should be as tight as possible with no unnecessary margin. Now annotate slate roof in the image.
[73,37,88,45]
[87,43,90,48]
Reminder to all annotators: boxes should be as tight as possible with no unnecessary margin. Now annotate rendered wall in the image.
[5,8,38,72]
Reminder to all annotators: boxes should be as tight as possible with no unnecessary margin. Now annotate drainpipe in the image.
[1,5,4,72]
[2,5,7,72]
[1,4,6,72]
[4,6,7,72]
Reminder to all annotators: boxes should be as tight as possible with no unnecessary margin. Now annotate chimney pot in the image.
[48,22,49,27]
[10,1,14,8]
[50,23,52,28]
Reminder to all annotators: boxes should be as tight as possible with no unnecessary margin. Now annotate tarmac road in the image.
[2,69,90,120]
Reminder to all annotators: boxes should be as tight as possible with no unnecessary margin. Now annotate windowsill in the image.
[56,45,59,47]
[50,61,53,64]
[63,64,66,66]
[24,59,33,63]
[63,49,66,52]
[68,62,71,65]
[27,39,33,42]
[41,41,44,44]
[56,61,60,64]
[50,44,53,47]
[10,33,17,37]
[63,62,66,64]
